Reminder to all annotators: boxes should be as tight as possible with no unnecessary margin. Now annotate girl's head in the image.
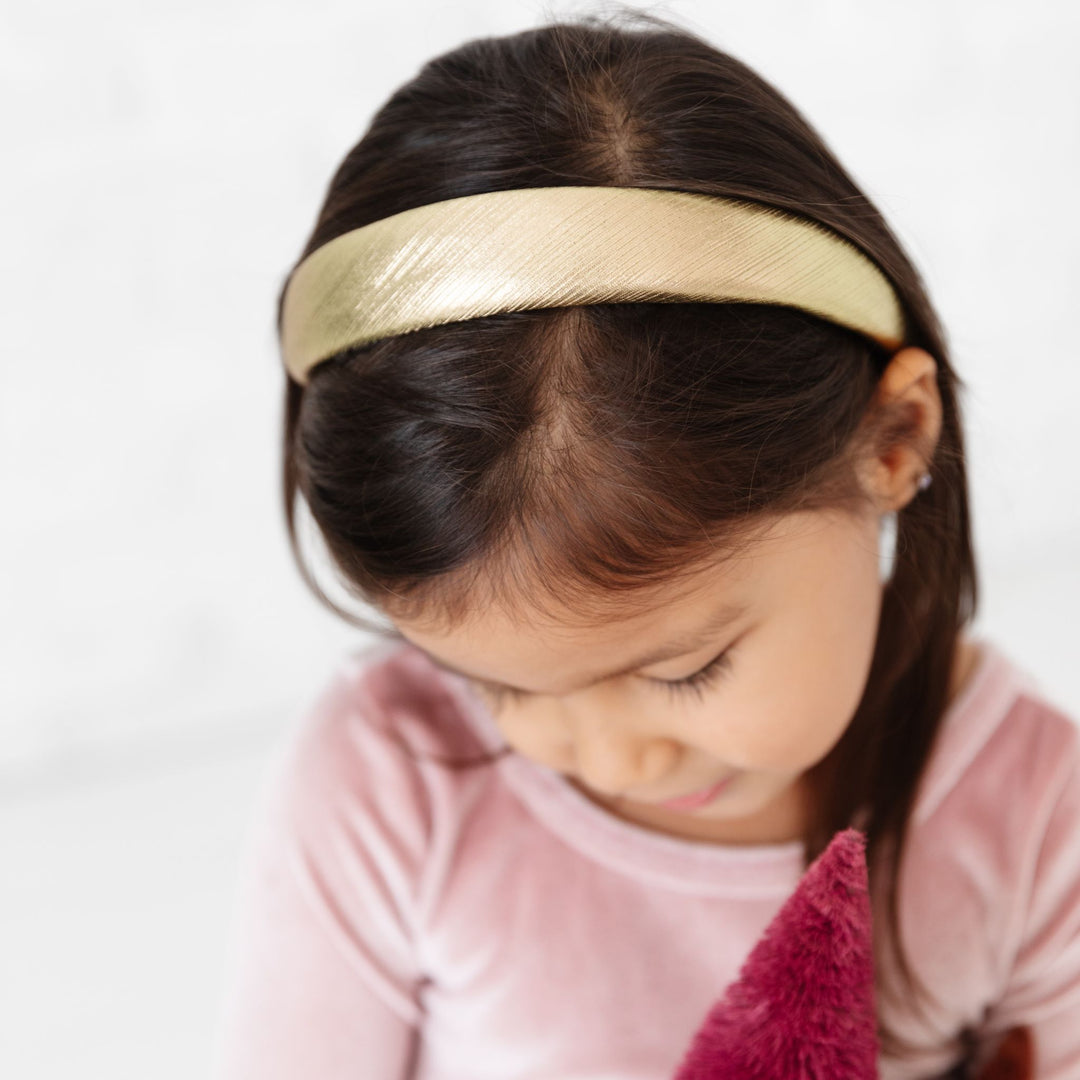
[278,9,976,1057]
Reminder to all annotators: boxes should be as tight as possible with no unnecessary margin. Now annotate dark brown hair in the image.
[276,8,978,1064]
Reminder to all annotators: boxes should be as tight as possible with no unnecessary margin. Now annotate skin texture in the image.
[392,347,981,847]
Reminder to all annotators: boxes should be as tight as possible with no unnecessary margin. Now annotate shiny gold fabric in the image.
[280,186,906,386]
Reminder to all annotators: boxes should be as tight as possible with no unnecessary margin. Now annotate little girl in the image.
[211,11,1080,1079]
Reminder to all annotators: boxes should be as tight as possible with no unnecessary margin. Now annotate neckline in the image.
[404,634,1020,894]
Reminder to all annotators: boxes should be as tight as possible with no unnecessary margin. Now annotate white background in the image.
[2,1,1078,1076]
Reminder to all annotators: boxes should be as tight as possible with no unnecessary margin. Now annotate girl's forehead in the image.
[390,509,874,698]
[392,509,860,645]
[395,587,752,697]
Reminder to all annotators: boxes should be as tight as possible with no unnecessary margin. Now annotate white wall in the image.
[2,2,1078,1077]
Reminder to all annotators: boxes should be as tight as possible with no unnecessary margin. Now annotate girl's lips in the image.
[658,774,736,811]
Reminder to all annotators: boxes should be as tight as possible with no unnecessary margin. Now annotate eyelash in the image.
[659,648,733,702]
[477,648,733,708]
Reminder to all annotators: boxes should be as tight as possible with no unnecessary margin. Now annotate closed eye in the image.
[475,646,734,709]
[654,648,732,702]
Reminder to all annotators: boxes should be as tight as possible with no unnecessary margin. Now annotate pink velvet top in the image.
[210,635,1080,1079]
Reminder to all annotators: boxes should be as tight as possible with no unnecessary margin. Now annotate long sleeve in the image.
[974,720,1080,1079]
[209,660,431,1080]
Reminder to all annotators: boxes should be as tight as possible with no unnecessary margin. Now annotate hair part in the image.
[277,7,979,1062]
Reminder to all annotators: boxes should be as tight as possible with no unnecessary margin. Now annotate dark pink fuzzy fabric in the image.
[671,828,879,1079]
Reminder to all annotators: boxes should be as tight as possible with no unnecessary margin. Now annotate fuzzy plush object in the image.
[670,828,1033,1080]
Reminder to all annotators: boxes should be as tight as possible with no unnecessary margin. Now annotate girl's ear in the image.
[856,346,942,513]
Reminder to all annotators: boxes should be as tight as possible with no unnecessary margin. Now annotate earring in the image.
[878,510,898,585]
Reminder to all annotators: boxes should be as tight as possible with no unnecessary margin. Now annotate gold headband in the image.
[280,186,906,386]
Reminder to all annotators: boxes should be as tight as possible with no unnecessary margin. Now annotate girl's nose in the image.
[564,703,680,797]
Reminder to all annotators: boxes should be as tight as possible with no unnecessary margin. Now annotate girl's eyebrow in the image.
[409,600,747,694]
